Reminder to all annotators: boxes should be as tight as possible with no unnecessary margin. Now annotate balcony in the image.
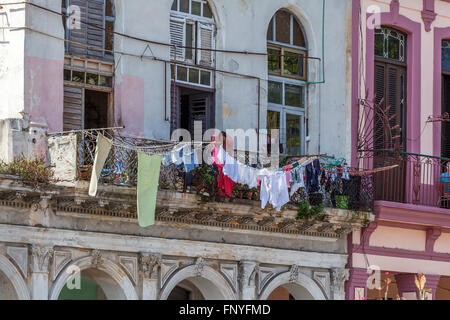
[0,129,376,238]
[372,151,450,209]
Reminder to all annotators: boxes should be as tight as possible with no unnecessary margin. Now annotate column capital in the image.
[31,245,54,273]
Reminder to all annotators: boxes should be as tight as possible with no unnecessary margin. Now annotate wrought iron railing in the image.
[69,130,374,212]
[371,151,450,209]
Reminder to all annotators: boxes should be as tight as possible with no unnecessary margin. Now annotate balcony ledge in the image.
[0,178,374,239]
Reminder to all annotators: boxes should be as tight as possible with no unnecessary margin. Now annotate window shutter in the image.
[170,83,181,134]
[67,0,88,56]
[374,63,386,151]
[442,76,450,158]
[66,0,107,58]
[197,23,214,66]
[86,0,106,58]
[170,17,185,61]
[63,86,84,131]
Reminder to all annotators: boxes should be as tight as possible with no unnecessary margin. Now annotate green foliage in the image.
[0,156,54,186]
[296,200,324,220]
[335,195,348,209]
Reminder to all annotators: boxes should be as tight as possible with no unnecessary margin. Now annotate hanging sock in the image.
[89,134,113,197]
[137,153,162,227]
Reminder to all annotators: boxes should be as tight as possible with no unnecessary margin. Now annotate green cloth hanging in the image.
[137,153,162,227]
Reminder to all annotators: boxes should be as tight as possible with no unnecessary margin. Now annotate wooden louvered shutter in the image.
[170,83,181,134]
[67,0,88,56]
[63,86,84,131]
[197,23,214,66]
[170,17,185,61]
[189,94,210,137]
[86,0,105,58]
[374,62,386,152]
[66,0,106,58]
[442,76,450,158]
[387,64,406,151]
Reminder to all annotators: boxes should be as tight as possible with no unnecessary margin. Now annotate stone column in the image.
[140,253,161,300]
[345,268,369,300]
[395,273,441,300]
[331,268,349,300]
[239,260,257,300]
[30,245,53,300]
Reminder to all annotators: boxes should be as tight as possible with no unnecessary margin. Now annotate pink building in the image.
[347,0,450,300]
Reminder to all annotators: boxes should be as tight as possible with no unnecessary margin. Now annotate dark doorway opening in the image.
[171,84,214,139]
[85,90,109,129]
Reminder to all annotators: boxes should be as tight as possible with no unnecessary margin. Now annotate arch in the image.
[49,256,138,300]
[0,254,30,300]
[159,265,237,300]
[259,271,327,300]
[264,4,318,62]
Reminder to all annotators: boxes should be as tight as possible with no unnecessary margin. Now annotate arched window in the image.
[62,0,115,60]
[267,10,307,156]
[373,26,407,152]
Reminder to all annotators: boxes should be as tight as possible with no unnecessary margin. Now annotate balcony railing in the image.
[371,151,450,209]
[49,130,374,212]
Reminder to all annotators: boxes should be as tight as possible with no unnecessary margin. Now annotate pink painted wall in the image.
[114,74,145,137]
[353,0,450,159]
[25,56,64,132]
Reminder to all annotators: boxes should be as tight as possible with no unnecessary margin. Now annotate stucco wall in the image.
[1,0,353,159]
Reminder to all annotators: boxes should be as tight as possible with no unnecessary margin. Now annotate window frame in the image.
[267,77,306,156]
[267,44,307,81]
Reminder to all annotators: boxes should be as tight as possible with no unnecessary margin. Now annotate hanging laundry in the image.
[237,163,258,188]
[183,147,200,173]
[223,150,239,183]
[259,172,290,211]
[89,134,113,197]
[217,165,236,198]
[137,153,162,227]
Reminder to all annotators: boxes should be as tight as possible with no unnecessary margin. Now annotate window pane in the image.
[177,66,188,81]
[293,19,305,47]
[387,34,400,61]
[72,71,84,83]
[286,113,301,155]
[283,51,304,77]
[191,1,201,16]
[443,40,450,72]
[185,24,194,60]
[374,33,384,58]
[64,69,71,81]
[268,48,281,74]
[200,70,211,86]
[99,75,112,87]
[268,81,282,104]
[267,18,274,41]
[267,110,280,131]
[285,84,303,108]
[86,73,98,85]
[189,68,199,83]
[203,3,212,18]
[275,11,291,44]
[171,0,178,10]
[180,0,189,13]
